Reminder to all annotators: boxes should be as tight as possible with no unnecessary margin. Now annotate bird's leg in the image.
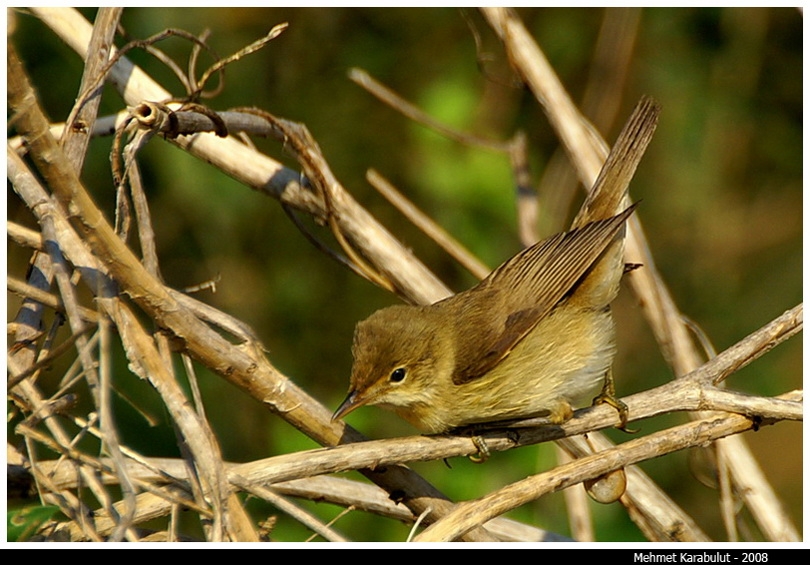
[468,435,490,463]
[547,399,574,425]
[592,369,636,433]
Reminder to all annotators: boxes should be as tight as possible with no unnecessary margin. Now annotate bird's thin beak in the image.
[332,390,363,422]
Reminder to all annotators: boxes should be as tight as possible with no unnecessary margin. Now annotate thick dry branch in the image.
[10,19,494,539]
[415,409,763,542]
[27,457,565,542]
[229,389,801,491]
[60,7,122,171]
[32,6,451,307]
[558,434,710,542]
[481,8,606,185]
[10,39,254,543]
[480,8,800,542]
[72,311,786,529]
[13,7,800,543]
[18,385,800,540]
[44,11,136,518]
[7,221,44,251]
[196,297,805,488]
[6,276,100,324]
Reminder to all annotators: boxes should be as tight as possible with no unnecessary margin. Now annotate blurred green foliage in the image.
[7,7,801,542]
[7,505,61,542]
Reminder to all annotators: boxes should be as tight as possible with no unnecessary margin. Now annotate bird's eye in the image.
[390,367,407,383]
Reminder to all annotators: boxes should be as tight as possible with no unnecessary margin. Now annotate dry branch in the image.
[9,11,496,540]
[479,7,801,542]
[8,7,801,543]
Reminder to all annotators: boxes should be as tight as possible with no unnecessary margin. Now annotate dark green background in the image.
[7,7,802,542]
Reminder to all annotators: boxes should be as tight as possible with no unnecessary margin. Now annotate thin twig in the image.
[15,7,800,543]
[480,8,800,543]
[14,14,496,539]
[366,169,490,280]
[349,67,511,153]
[194,23,288,98]
[229,473,349,542]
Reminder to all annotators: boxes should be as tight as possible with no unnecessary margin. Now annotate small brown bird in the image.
[332,203,636,434]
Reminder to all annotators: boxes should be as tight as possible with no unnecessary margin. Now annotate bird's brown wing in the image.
[450,204,636,385]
